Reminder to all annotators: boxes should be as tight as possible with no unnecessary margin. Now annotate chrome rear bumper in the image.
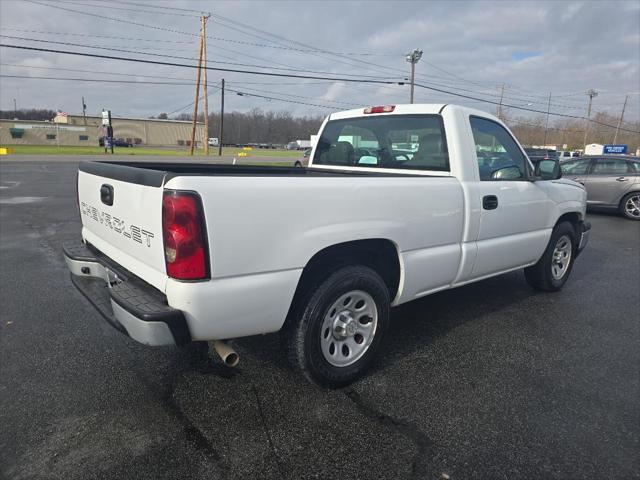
[63,241,190,346]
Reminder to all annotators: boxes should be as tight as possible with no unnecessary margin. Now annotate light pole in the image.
[583,89,598,148]
[405,49,423,104]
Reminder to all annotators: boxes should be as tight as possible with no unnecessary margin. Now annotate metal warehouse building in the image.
[0,114,206,147]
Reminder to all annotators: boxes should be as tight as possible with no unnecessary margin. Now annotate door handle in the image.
[616,177,629,182]
[100,184,114,206]
[483,195,498,210]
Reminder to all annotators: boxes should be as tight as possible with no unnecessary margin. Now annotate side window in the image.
[592,158,631,175]
[561,159,590,175]
[469,116,528,181]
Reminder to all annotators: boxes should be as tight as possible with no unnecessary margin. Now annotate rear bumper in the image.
[577,220,591,255]
[63,241,190,346]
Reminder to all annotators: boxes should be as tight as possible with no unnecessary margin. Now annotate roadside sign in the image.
[603,145,627,154]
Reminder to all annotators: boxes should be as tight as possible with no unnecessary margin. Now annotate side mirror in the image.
[534,159,562,180]
[490,165,523,180]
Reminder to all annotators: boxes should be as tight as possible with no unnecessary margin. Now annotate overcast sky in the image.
[0,0,638,124]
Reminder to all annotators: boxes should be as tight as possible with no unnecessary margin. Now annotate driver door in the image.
[468,116,554,279]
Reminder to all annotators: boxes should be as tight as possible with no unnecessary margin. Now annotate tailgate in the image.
[77,162,168,292]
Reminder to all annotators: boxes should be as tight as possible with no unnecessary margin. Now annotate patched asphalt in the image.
[1,159,638,480]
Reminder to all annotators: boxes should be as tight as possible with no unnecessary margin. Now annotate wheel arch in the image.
[284,238,402,328]
[619,190,640,210]
[556,211,582,242]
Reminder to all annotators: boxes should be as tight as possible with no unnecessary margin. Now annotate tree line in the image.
[4,107,638,151]
[0,109,57,121]
[507,110,639,150]
[153,108,326,145]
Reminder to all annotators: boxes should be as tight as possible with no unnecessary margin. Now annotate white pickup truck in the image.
[64,104,590,387]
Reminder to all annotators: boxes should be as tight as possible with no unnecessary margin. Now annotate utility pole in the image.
[218,78,225,156]
[497,83,505,120]
[189,18,205,156]
[405,49,423,104]
[13,98,17,117]
[613,94,628,145]
[202,14,210,155]
[543,92,551,146]
[582,89,598,148]
[81,97,87,125]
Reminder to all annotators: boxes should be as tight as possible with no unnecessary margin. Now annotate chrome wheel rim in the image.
[320,290,378,367]
[551,234,572,280]
[624,194,640,218]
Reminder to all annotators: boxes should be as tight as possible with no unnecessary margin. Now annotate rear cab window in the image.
[313,114,449,172]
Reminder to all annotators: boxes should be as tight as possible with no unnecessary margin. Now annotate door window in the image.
[561,159,591,175]
[592,158,631,175]
[470,116,528,181]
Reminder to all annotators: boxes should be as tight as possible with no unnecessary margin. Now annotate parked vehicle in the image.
[99,137,132,147]
[524,148,558,161]
[294,148,312,167]
[64,104,590,387]
[557,150,580,161]
[561,155,639,220]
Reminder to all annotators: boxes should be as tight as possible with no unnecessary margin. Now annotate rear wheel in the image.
[286,265,390,387]
[620,192,640,220]
[525,221,576,292]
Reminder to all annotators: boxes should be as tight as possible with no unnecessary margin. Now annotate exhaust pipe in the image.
[211,340,239,367]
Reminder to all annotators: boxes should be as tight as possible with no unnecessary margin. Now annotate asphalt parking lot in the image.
[1,159,638,480]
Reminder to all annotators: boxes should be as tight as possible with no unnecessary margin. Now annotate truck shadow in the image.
[236,269,538,378]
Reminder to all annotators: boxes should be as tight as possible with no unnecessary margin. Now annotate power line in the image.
[1,62,343,88]
[0,74,211,86]
[0,35,398,80]
[2,44,637,133]
[414,82,640,134]
[0,28,196,44]
[24,0,399,73]
[227,83,361,107]
[106,0,210,15]
[0,44,402,85]
[57,0,200,17]
[20,0,317,72]
[57,0,401,56]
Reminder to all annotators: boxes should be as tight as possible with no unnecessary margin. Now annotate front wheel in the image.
[620,192,640,220]
[286,265,390,387]
[525,221,576,292]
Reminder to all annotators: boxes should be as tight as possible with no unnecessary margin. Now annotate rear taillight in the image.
[364,105,395,114]
[162,191,209,280]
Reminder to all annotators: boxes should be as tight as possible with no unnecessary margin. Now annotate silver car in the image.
[561,155,640,220]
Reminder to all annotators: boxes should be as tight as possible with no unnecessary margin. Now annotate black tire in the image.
[619,192,640,220]
[286,265,390,388]
[525,221,576,292]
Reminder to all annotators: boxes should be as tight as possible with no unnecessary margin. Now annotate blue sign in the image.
[603,144,627,154]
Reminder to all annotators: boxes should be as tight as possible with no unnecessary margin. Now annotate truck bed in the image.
[79,161,415,187]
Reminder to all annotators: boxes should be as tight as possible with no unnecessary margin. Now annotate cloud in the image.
[322,82,346,102]
[0,0,637,121]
